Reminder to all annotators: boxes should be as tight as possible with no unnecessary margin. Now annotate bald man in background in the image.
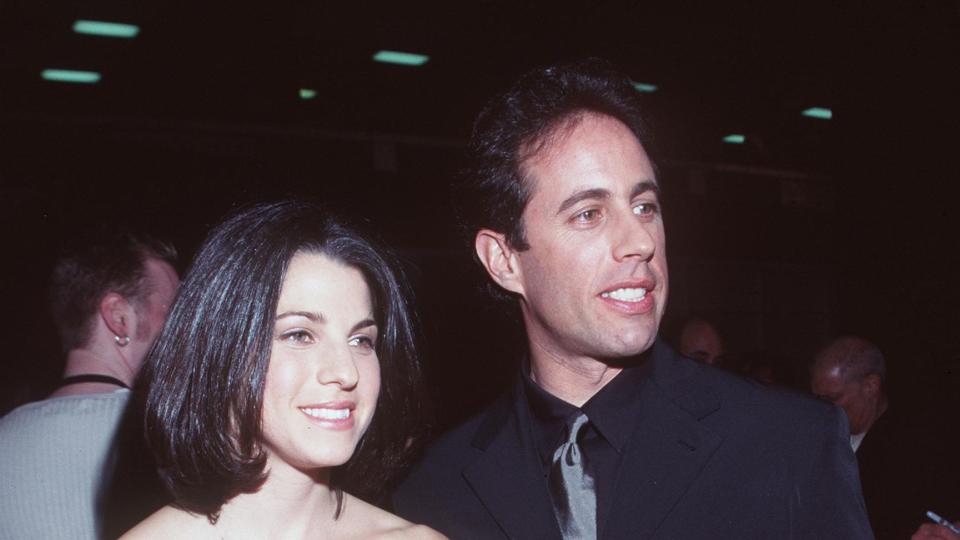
[811,336,956,539]
[811,336,888,451]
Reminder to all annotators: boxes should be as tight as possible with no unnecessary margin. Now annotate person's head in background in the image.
[140,200,426,522]
[810,335,887,436]
[48,230,178,395]
[678,318,725,366]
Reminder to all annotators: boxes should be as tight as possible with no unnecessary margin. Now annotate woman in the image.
[122,201,443,538]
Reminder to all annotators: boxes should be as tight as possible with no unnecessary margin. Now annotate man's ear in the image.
[99,292,132,339]
[863,373,882,396]
[474,229,525,297]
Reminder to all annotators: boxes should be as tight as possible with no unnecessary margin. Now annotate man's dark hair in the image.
[48,230,177,352]
[140,200,426,521]
[454,57,652,252]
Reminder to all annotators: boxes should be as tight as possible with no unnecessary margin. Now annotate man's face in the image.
[510,113,668,363]
[811,366,878,435]
[131,258,179,365]
[679,321,724,365]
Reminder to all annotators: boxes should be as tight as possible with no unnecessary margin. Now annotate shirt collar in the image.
[522,351,653,462]
[582,357,651,452]
[523,366,578,466]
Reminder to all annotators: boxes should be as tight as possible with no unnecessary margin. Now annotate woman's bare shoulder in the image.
[390,523,448,539]
[119,505,212,539]
[344,495,447,539]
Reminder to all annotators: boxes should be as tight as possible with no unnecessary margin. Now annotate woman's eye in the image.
[348,335,376,351]
[281,330,313,344]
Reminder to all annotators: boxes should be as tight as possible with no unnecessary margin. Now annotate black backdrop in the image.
[1,2,957,434]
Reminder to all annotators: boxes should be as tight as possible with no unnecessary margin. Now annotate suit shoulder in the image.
[682,362,842,440]
[707,364,833,414]
[402,406,490,479]
[655,343,834,425]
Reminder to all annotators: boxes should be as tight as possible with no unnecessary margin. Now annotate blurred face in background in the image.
[811,365,880,436]
[679,319,724,365]
[128,257,179,370]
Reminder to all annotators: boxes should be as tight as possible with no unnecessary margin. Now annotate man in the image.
[810,336,949,539]
[394,58,872,538]
[810,336,888,452]
[0,231,178,540]
[678,318,725,366]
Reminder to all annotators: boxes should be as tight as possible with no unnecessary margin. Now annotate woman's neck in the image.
[214,462,340,539]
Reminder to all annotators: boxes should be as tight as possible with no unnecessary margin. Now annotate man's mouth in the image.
[600,287,648,302]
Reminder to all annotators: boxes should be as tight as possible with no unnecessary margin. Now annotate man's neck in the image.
[527,343,622,407]
[50,348,133,398]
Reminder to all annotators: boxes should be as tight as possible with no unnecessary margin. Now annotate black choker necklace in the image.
[57,374,129,390]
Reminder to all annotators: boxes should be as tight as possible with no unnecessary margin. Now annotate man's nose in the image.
[611,210,656,262]
[316,344,360,390]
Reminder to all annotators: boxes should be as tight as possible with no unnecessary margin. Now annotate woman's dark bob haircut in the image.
[141,200,426,520]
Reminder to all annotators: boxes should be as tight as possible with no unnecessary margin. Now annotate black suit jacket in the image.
[857,406,958,540]
[856,410,913,539]
[394,341,874,539]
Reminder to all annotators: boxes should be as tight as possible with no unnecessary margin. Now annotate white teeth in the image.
[601,287,648,302]
[300,407,350,420]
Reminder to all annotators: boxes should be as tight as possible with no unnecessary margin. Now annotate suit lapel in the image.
[463,384,561,540]
[604,343,723,539]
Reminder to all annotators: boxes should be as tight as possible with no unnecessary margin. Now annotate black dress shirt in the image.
[523,355,652,538]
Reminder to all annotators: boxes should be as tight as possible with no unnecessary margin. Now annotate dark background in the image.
[1,1,957,434]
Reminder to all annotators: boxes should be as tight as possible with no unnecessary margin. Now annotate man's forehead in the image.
[813,364,853,393]
[522,111,644,165]
[519,115,657,205]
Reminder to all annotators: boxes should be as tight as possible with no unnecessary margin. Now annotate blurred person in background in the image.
[0,230,178,540]
[812,336,956,539]
[677,317,725,366]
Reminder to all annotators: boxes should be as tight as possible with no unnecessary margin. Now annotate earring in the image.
[115,335,130,347]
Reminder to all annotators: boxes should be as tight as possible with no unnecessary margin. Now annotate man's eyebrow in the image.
[276,311,324,322]
[556,188,610,215]
[555,180,660,216]
[630,180,660,199]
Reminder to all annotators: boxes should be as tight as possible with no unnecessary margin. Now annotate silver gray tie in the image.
[548,412,596,539]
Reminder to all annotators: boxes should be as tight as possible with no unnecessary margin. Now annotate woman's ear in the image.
[474,230,526,297]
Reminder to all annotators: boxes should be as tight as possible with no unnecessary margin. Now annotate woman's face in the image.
[260,251,381,473]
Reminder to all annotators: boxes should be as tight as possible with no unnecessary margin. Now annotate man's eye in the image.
[633,202,659,216]
[573,209,601,223]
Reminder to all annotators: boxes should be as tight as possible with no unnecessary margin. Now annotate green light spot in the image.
[372,50,429,66]
[299,88,317,100]
[802,107,832,120]
[723,134,746,144]
[41,69,101,84]
[73,20,139,38]
[632,82,658,93]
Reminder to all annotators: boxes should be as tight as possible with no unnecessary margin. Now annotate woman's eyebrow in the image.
[351,318,377,333]
[276,311,324,322]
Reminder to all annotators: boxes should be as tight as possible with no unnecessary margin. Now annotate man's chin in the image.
[595,333,657,366]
